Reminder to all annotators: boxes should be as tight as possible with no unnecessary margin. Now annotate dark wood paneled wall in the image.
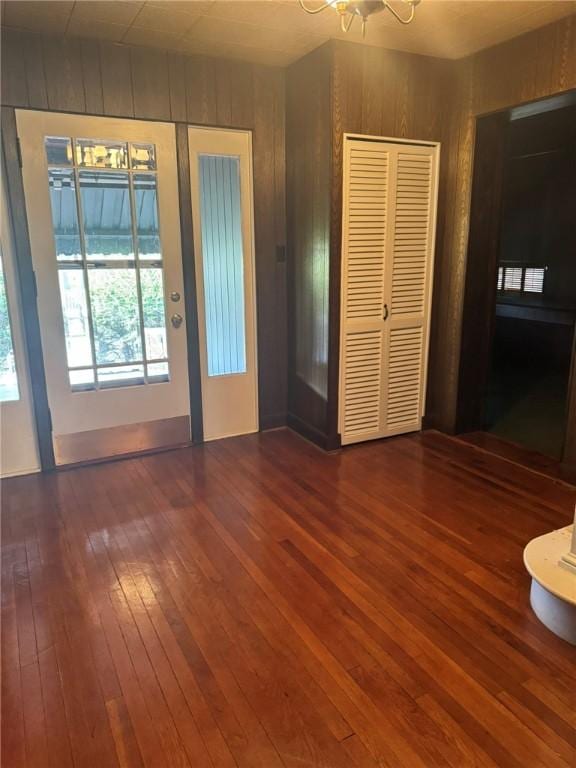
[4,16,576,456]
[286,40,454,445]
[329,41,454,441]
[1,28,287,432]
[565,330,576,473]
[286,44,332,445]
[449,16,576,472]
[500,104,576,300]
[458,102,576,438]
[456,111,508,434]
[287,18,576,449]
[327,30,574,442]
[444,16,576,437]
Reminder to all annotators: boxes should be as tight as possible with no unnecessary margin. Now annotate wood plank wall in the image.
[329,40,454,441]
[455,111,508,434]
[287,17,576,447]
[328,24,576,439]
[286,44,333,445]
[3,17,575,454]
[286,40,454,445]
[442,15,576,436]
[0,28,287,431]
[565,331,576,473]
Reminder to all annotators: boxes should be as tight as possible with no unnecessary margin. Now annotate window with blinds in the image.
[497,265,546,295]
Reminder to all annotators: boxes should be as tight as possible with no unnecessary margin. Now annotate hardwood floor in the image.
[458,431,576,484]
[2,428,575,768]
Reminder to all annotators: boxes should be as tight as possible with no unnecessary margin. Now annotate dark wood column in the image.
[456,111,508,434]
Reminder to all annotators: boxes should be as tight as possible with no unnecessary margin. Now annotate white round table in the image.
[524,525,576,645]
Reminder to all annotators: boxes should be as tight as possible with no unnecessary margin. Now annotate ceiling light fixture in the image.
[298,0,420,36]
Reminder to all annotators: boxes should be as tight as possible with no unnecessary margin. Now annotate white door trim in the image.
[16,110,191,463]
[0,161,40,477]
[188,126,259,441]
[338,134,440,445]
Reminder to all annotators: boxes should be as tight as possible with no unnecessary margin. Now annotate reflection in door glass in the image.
[80,171,134,262]
[147,361,169,380]
[75,138,128,169]
[45,136,170,390]
[45,136,73,165]
[130,143,156,171]
[140,267,167,360]
[134,174,161,260]
[48,169,82,261]
[57,269,93,367]
[69,368,95,389]
[199,155,246,377]
[0,251,20,402]
[88,268,142,365]
[97,364,145,387]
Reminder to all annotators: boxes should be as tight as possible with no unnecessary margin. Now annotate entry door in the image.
[188,128,258,441]
[339,136,440,445]
[0,163,39,477]
[17,111,190,464]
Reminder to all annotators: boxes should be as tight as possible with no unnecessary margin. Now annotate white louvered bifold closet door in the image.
[339,137,439,445]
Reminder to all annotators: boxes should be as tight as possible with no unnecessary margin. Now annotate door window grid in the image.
[46,137,169,391]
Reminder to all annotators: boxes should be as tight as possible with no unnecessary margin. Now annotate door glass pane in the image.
[45,137,170,391]
[75,138,128,169]
[80,171,134,262]
[199,155,246,377]
[0,251,19,402]
[69,368,95,389]
[58,269,93,369]
[45,136,73,165]
[88,269,142,365]
[147,361,169,380]
[134,174,161,260]
[88,268,142,365]
[97,364,144,387]
[140,267,167,360]
[48,169,82,262]
[130,143,156,170]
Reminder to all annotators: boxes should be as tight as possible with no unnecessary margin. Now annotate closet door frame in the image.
[338,133,440,445]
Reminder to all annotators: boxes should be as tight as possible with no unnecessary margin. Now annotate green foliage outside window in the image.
[0,255,19,401]
[0,262,12,369]
[85,268,165,364]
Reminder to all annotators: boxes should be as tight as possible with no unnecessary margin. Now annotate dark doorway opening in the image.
[457,92,576,475]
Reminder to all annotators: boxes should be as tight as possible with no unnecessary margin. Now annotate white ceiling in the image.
[1,1,575,65]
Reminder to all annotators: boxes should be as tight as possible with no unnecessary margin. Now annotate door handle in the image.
[171,313,183,328]
[383,303,389,321]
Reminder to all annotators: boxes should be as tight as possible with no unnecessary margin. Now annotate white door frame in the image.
[16,110,191,464]
[338,133,440,445]
[0,161,40,477]
[188,127,259,441]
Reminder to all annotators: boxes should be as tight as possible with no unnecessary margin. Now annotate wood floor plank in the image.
[2,429,575,768]
[457,431,575,485]
[212,436,569,705]
[205,438,568,764]
[1,551,27,768]
[117,466,287,768]
[105,696,145,768]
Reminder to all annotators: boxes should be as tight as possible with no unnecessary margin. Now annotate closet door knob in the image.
[383,304,389,321]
